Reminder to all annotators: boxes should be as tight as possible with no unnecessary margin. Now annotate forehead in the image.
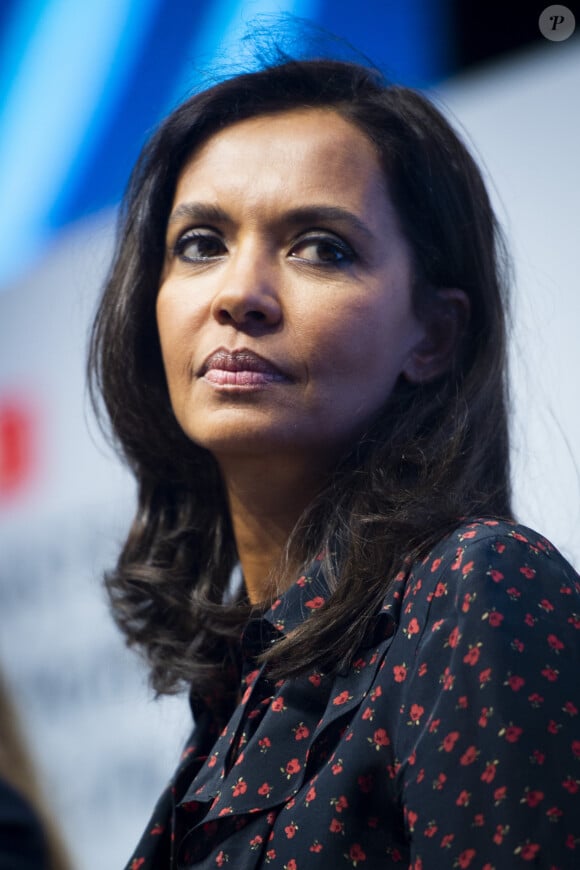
[172,108,393,221]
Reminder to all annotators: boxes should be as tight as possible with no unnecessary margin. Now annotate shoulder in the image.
[393,518,580,645]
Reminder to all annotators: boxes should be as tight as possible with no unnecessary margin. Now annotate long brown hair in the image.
[88,56,511,696]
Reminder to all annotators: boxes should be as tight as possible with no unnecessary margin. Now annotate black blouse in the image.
[126,519,580,869]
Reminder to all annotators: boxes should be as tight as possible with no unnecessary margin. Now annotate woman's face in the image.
[157,108,428,468]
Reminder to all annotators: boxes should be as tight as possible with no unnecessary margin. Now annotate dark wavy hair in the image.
[88,56,512,696]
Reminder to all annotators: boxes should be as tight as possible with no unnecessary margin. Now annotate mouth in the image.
[199,347,291,388]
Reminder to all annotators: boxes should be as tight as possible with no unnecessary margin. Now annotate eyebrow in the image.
[167,202,376,242]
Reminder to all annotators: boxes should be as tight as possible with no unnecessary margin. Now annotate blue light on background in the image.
[0,0,452,289]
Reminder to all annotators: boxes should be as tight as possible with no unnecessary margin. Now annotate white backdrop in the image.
[0,39,578,869]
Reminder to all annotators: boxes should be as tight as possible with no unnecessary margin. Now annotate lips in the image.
[200,348,290,387]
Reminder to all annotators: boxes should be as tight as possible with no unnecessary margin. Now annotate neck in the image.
[217,452,331,605]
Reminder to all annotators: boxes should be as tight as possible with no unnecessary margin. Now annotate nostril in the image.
[248,310,266,321]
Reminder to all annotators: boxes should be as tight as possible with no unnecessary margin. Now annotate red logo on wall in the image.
[0,396,36,499]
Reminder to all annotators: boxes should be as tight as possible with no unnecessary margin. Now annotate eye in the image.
[173,229,226,262]
[289,234,356,267]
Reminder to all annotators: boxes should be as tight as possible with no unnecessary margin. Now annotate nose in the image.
[210,243,283,330]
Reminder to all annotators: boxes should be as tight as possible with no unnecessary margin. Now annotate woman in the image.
[89,56,580,869]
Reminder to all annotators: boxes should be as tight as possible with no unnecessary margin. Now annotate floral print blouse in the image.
[126,519,580,869]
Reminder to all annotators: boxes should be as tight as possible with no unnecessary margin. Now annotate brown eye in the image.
[174,230,226,262]
[289,234,355,266]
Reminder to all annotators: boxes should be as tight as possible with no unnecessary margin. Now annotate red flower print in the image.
[512,637,524,652]
[285,823,298,839]
[503,724,523,742]
[362,706,373,721]
[306,596,325,609]
[524,613,536,627]
[478,707,492,727]
[418,661,428,677]
[520,565,535,579]
[434,581,447,597]
[462,592,477,613]
[406,617,420,636]
[218,807,233,816]
[232,778,247,797]
[462,560,474,576]
[329,818,343,833]
[493,824,508,845]
[266,849,276,861]
[489,569,504,582]
[371,728,390,748]
[463,645,480,666]
[507,674,525,691]
[431,557,442,572]
[305,786,316,803]
[150,824,164,835]
[428,717,440,733]
[452,548,463,570]
[547,633,564,652]
[308,673,322,687]
[409,704,425,724]
[479,667,492,686]
[441,667,455,690]
[531,749,546,764]
[547,719,561,735]
[518,842,541,860]
[393,664,407,682]
[334,795,349,813]
[130,860,145,870]
[259,737,271,751]
[457,849,476,868]
[546,806,563,821]
[441,833,455,848]
[528,692,544,707]
[481,761,497,783]
[487,610,504,627]
[434,772,447,790]
[310,842,323,853]
[564,700,578,716]
[562,776,579,794]
[456,789,470,806]
[447,626,461,648]
[332,761,343,775]
[407,810,418,831]
[333,690,351,706]
[294,723,310,740]
[460,745,478,766]
[524,789,544,807]
[284,758,301,776]
[473,813,485,826]
[424,822,438,838]
[271,697,285,712]
[442,730,460,751]
[216,850,227,866]
[539,598,554,612]
[258,782,271,796]
[541,666,559,682]
[250,835,263,849]
[286,860,297,870]
[348,843,367,865]
[571,740,580,759]
[370,685,382,700]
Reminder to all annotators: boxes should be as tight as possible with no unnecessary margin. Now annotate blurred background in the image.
[0,1,578,867]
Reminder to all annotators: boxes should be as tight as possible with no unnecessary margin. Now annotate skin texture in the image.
[157,109,448,602]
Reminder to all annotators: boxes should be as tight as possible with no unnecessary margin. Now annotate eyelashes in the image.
[171,228,357,268]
